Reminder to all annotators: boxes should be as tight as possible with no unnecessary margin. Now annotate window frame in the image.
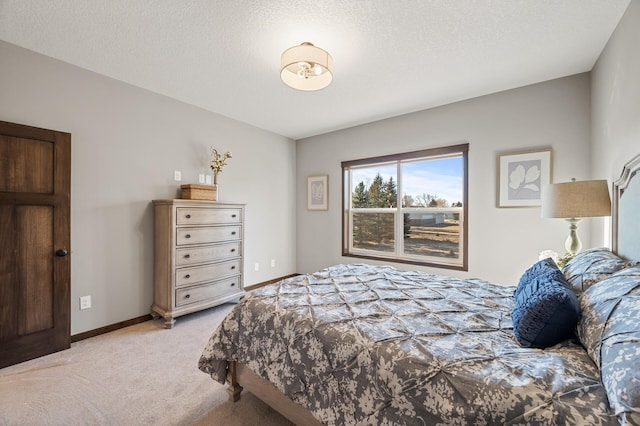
[341,143,469,271]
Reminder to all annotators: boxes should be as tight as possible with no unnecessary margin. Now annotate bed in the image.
[199,154,640,425]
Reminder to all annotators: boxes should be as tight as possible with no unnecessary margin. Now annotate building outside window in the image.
[342,143,468,270]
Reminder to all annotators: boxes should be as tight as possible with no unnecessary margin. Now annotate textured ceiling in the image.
[0,0,631,140]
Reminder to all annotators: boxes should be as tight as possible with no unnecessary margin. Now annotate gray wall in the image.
[296,74,593,285]
[0,41,297,335]
[591,0,640,247]
[2,0,638,334]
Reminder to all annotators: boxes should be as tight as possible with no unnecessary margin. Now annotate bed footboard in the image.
[227,361,323,426]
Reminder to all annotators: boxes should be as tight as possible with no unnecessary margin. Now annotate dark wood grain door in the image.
[0,120,71,369]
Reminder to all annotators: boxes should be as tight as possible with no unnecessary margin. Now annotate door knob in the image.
[56,249,69,257]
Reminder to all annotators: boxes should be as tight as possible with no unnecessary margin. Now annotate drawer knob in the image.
[231,231,236,235]
[186,214,191,219]
[185,234,191,239]
[184,254,191,259]
[231,266,236,270]
[185,294,191,299]
[231,214,237,218]
[230,283,236,287]
[185,274,191,279]
[230,248,236,253]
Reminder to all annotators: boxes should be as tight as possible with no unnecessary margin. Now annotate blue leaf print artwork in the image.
[508,159,542,200]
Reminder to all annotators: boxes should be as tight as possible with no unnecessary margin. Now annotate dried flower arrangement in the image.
[210,147,232,185]
[538,249,575,268]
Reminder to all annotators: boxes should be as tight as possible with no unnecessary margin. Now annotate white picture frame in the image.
[307,175,328,211]
[498,149,552,208]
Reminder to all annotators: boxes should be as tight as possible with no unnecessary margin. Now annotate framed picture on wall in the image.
[498,148,552,207]
[307,175,328,210]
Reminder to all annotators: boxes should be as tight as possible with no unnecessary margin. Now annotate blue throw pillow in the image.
[512,258,580,348]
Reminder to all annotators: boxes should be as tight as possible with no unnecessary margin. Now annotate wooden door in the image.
[0,120,71,369]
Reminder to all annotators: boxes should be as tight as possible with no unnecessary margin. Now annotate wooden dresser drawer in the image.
[176,259,241,287]
[175,277,241,307]
[176,226,241,246]
[176,207,242,226]
[175,242,241,266]
[152,200,245,328]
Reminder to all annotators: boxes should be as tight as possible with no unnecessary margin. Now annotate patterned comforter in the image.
[199,264,617,425]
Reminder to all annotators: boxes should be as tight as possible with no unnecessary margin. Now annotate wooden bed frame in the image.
[226,152,640,425]
[227,361,322,426]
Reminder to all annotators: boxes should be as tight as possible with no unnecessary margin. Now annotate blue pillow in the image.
[512,258,580,348]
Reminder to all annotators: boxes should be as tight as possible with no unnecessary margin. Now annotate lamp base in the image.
[565,218,582,255]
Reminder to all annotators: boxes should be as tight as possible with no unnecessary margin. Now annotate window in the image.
[342,143,468,270]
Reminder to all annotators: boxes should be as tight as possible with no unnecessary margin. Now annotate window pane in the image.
[403,211,460,259]
[342,143,468,271]
[351,164,397,208]
[352,212,395,252]
[401,157,463,208]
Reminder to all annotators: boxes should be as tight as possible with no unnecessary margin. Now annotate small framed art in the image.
[498,149,552,207]
[307,175,328,210]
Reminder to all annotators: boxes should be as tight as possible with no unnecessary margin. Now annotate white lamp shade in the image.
[541,179,611,218]
[280,42,333,91]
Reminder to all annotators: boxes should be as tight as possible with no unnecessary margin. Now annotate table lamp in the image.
[541,179,611,255]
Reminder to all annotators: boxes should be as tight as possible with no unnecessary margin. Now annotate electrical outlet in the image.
[198,174,205,184]
[80,295,92,310]
[271,259,275,268]
[254,263,260,271]
[174,170,182,181]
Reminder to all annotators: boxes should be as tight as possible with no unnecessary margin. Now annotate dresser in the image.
[151,199,245,328]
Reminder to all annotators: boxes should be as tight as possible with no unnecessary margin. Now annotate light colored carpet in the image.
[0,304,294,426]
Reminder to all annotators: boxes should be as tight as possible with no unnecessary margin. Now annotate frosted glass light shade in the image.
[280,42,333,91]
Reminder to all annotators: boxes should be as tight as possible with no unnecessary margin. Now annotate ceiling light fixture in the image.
[280,42,333,91]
